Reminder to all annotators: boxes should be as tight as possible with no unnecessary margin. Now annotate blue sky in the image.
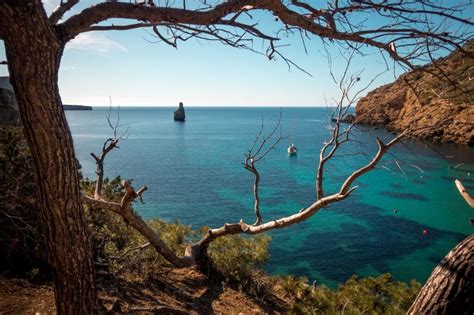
[0,0,448,107]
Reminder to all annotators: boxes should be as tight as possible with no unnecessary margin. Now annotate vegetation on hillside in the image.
[409,40,474,106]
[278,274,420,314]
[0,127,47,277]
[356,40,473,144]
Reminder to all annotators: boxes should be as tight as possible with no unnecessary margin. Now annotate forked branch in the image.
[91,104,128,199]
[317,51,383,200]
[244,112,284,226]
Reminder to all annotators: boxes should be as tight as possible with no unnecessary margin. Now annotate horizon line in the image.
[67,104,342,108]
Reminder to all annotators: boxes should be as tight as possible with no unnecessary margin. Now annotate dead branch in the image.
[91,102,128,199]
[244,112,284,226]
[455,179,474,208]
[113,242,152,276]
[317,50,384,200]
[113,242,151,260]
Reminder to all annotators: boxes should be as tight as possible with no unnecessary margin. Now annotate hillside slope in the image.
[356,42,473,144]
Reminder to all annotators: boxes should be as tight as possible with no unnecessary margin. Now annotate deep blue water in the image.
[66,107,474,287]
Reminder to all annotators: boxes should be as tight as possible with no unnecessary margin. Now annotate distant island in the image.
[63,105,93,111]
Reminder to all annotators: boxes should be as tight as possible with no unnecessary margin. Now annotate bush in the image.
[208,233,271,283]
[283,273,421,314]
[0,127,48,278]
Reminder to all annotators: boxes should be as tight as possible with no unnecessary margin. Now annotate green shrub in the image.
[285,273,421,314]
[208,233,271,283]
[0,127,48,278]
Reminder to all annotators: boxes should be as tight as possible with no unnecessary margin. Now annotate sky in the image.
[0,0,462,107]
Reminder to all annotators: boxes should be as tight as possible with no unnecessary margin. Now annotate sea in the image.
[66,107,474,287]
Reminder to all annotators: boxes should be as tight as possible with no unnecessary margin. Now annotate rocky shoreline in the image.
[355,41,473,145]
[1,77,94,125]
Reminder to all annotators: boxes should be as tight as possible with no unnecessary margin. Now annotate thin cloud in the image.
[66,33,128,55]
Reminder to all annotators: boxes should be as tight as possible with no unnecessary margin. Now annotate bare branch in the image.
[58,0,473,73]
[113,242,151,260]
[339,133,405,195]
[91,103,128,199]
[243,112,284,225]
[88,23,153,32]
[455,179,474,208]
[316,50,384,200]
[49,0,79,25]
[244,157,262,226]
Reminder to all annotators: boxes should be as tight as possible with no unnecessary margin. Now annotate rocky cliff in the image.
[0,77,20,126]
[0,77,94,126]
[356,42,473,144]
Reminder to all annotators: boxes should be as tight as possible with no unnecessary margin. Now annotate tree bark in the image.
[408,235,474,314]
[0,1,99,313]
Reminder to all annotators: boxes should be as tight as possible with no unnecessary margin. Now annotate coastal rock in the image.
[332,114,355,124]
[0,77,20,126]
[355,41,473,145]
[174,102,185,121]
[0,77,93,126]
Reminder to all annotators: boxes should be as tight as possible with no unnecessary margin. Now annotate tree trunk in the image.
[408,235,474,314]
[0,2,99,313]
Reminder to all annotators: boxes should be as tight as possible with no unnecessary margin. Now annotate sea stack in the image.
[174,102,185,122]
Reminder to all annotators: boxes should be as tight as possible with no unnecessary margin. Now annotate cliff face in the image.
[356,42,473,144]
[0,77,93,126]
[0,77,20,126]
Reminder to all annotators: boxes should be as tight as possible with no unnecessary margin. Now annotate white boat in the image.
[288,144,297,155]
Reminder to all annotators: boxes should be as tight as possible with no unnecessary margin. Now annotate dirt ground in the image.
[0,268,289,314]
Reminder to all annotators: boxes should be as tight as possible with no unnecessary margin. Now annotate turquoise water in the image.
[66,107,474,287]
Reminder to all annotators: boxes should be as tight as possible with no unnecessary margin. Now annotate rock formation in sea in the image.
[355,41,473,145]
[174,102,185,121]
[0,77,20,126]
[332,114,355,124]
